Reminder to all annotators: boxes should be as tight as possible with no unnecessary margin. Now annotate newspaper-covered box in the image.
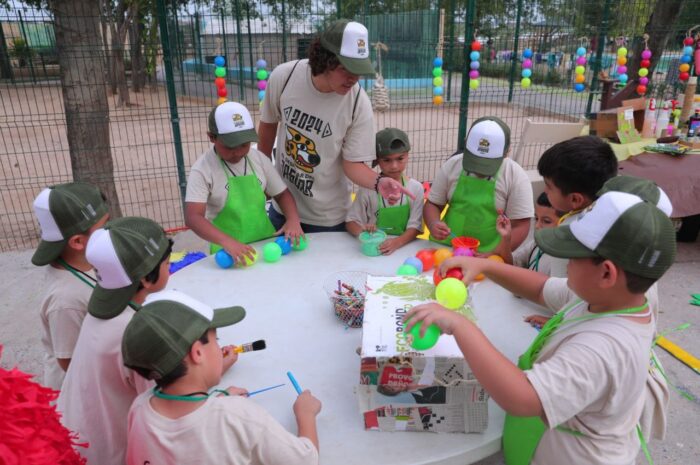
[357,275,489,433]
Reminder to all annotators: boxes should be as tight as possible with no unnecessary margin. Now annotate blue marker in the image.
[248,383,285,397]
[287,371,303,395]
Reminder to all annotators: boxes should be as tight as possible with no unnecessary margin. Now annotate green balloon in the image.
[575,65,585,75]
[291,236,308,251]
[469,79,480,90]
[256,69,269,80]
[405,319,441,350]
[432,67,443,77]
[243,250,258,266]
[263,242,282,263]
[215,66,226,78]
[433,76,443,87]
[521,77,531,88]
[435,277,468,309]
[638,67,648,77]
[397,264,419,276]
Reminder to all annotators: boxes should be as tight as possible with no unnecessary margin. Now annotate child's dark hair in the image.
[591,257,656,293]
[308,37,340,76]
[537,136,617,199]
[131,330,211,388]
[536,192,565,217]
[136,238,173,292]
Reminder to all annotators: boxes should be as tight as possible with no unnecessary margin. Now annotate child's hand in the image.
[223,386,248,397]
[223,239,256,266]
[404,302,466,336]
[439,256,490,283]
[276,220,304,245]
[363,223,377,233]
[496,210,512,239]
[524,314,551,329]
[293,390,322,418]
[221,345,239,373]
[428,220,451,240]
[379,237,401,255]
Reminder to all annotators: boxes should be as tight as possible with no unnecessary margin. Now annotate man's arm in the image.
[257,121,278,158]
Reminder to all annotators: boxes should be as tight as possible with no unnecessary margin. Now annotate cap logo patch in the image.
[86,203,96,217]
[477,138,490,154]
[357,39,367,55]
[232,113,245,128]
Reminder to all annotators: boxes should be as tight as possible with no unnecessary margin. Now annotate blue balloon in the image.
[433,57,443,67]
[618,73,628,83]
[684,46,694,56]
[274,236,292,255]
[576,47,586,56]
[469,51,480,61]
[433,86,443,96]
[403,257,424,273]
[574,83,585,92]
[256,58,267,69]
[523,48,533,59]
[680,54,692,63]
[258,90,266,100]
[214,56,225,67]
[470,60,480,70]
[521,68,532,78]
[215,249,234,268]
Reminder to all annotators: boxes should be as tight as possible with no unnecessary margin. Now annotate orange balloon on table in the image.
[434,248,453,267]
[474,254,505,281]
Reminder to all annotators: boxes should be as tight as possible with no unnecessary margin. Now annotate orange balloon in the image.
[575,74,585,83]
[217,97,227,105]
[474,273,485,281]
[679,63,690,73]
[617,57,627,66]
[487,254,505,263]
[434,248,453,267]
[433,95,444,106]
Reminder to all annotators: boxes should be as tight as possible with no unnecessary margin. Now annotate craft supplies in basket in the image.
[323,271,368,328]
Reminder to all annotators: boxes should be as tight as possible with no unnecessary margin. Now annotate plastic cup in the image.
[358,230,387,257]
[451,236,480,251]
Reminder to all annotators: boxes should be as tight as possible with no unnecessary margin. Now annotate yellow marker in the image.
[656,336,700,374]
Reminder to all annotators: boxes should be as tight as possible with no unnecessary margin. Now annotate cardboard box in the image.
[358,275,489,433]
[591,97,647,139]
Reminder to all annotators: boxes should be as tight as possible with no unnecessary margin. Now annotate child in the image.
[56,217,181,465]
[122,290,321,465]
[496,192,563,275]
[185,101,303,264]
[425,116,533,254]
[406,191,676,465]
[32,182,109,390]
[345,128,424,254]
[536,135,618,277]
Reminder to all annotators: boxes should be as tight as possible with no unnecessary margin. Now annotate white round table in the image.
[168,232,545,465]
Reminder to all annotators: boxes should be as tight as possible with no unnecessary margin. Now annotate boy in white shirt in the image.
[123,290,321,465]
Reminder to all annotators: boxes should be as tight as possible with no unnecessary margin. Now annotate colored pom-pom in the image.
[433,95,444,105]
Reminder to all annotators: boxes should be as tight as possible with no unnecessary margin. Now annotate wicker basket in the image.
[323,271,368,328]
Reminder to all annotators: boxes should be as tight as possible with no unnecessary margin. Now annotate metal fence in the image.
[0,0,698,251]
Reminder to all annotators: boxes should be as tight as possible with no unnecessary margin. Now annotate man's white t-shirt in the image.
[127,392,319,465]
[261,59,375,226]
[57,309,153,465]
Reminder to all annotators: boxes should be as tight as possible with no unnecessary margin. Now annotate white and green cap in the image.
[208,101,258,148]
[535,191,676,279]
[463,116,511,177]
[597,175,672,217]
[86,217,170,319]
[32,182,108,266]
[320,19,375,76]
[122,290,246,380]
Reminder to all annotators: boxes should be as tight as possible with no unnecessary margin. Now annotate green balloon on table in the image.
[292,236,308,251]
[397,264,419,276]
[263,242,282,263]
[405,319,441,350]
[435,277,468,310]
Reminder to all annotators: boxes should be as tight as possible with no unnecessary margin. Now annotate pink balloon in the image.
[641,50,652,60]
[257,80,267,91]
[522,59,533,68]
[469,70,480,79]
[639,77,649,85]
[617,65,627,74]
[576,57,587,66]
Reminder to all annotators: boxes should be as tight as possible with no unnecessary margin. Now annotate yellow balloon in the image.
[638,68,648,77]
[575,66,585,75]
[617,57,627,66]
[679,63,690,73]
[433,95,444,105]
[217,97,227,105]
[521,78,531,88]
[575,73,586,83]
[433,77,443,87]
[617,47,627,57]
[469,79,480,90]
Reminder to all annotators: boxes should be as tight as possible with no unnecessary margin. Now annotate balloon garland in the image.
[469,41,481,90]
[679,35,694,82]
[573,46,586,93]
[432,57,444,105]
[214,55,227,105]
[256,59,268,105]
[521,48,532,88]
[637,35,652,96]
[616,46,628,85]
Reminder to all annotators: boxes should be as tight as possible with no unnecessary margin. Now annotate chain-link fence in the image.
[1,0,698,251]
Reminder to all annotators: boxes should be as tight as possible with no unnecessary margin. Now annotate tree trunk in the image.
[626,0,684,80]
[49,0,122,218]
[110,25,131,106]
[130,9,147,92]
[99,5,116,94]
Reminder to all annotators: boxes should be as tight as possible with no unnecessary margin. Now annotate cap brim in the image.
[462,152,503,177]
[88,282,140,319]
[32,239,67,266]
[535,226,599,259]
[337,55,375,76]
[218,129,259,149]
[210,306,246,328]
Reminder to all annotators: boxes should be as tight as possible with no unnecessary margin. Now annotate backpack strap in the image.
[278,59,302,116]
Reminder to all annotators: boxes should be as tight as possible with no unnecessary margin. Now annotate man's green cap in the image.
[320,19,375,76]
[32,182,108,266]
[122,290,246,381]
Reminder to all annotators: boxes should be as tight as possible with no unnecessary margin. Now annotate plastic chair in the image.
[512,118,586,170]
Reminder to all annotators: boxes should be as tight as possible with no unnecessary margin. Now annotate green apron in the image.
[430,169,500,253]
[503,300,650,465]
[376,177,410,235]
[210,156,276,254]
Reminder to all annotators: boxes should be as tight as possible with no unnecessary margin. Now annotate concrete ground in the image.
[1,233,698,465]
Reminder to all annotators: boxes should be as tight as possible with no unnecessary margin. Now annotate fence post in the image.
[156,0,188,211]
[446,0,455,102]
[220,3,229,71]
[194,11,203,71]
[281,0,288,62]
[585,0,613,118]
[336,0,342,18]
[170,0,186,95]
[233,0,246,100]
[507,0,523,103]
[457,0,476,151]
[245,2,255,88]
[18,11,37,83]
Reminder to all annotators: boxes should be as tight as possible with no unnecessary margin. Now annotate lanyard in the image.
[58,258,141,311]
[557,208,582,225]
[527,248,544,271]
[222,156,248,177]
